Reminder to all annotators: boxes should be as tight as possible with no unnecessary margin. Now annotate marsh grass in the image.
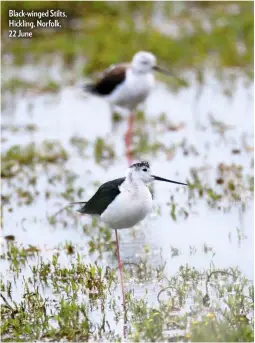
[1,1,254,341]
[1,108,253,340]
[1,141,68,179]
[1,2,253,100]
[1,242,253,341]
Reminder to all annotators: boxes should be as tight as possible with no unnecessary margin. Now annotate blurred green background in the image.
[2,1,253,91]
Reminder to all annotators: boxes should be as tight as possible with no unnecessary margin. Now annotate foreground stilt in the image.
[72,161,187,340]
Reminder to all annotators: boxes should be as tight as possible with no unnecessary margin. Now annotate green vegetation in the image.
[1,243,253,341]
[2,1,253,98]
[1,141,68,178]
[1,1,253,341]
[94,137,115,165]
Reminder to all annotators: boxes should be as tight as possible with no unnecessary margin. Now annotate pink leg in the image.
[125,112,135,166]
[117,114,135,339]
[115,229,127,339]
[120,112,135,339]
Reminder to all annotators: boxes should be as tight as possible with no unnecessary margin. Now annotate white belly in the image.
[101,186,153,229]
[107,72,155,110]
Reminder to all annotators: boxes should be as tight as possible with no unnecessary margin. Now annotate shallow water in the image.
[1,67,254,335]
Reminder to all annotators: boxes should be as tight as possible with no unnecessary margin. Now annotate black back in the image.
[78,177,125,215]
[84,64,127,95]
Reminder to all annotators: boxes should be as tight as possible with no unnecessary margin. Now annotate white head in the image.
[131,51,157,74]
[127,161,153,183]
[131,51,172,76]
[126,161,188,186]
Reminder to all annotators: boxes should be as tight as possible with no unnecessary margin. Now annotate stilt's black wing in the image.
[77,177,125,215]
[84,64,128,95]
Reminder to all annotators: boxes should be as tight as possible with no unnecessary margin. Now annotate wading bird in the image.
[84,52,171,162]
[71,161,187,338]
[72,161,187,229]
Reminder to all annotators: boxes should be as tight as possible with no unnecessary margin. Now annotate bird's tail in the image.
[83,83,97,94]
[69,201,87,214]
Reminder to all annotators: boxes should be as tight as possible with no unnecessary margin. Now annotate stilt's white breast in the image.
[106,69,155,110]
[101,183,153,229]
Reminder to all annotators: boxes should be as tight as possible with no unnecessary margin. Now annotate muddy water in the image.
[1,66,254,310]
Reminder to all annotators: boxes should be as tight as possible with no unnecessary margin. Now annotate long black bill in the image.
[153,65,172,76]
[152,175,187,186]
[69,201,87,205]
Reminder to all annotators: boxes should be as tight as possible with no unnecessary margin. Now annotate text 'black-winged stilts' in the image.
[71,161,187,338]
[84,52,171,164]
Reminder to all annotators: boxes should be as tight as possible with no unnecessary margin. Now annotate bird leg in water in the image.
[125,112,135,165]
[114,229,127,339]
[117,131,134,339]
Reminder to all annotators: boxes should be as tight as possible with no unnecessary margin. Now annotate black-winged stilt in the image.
[71,161,187,338]
[84,52,171,163]
[72,161,187,229]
